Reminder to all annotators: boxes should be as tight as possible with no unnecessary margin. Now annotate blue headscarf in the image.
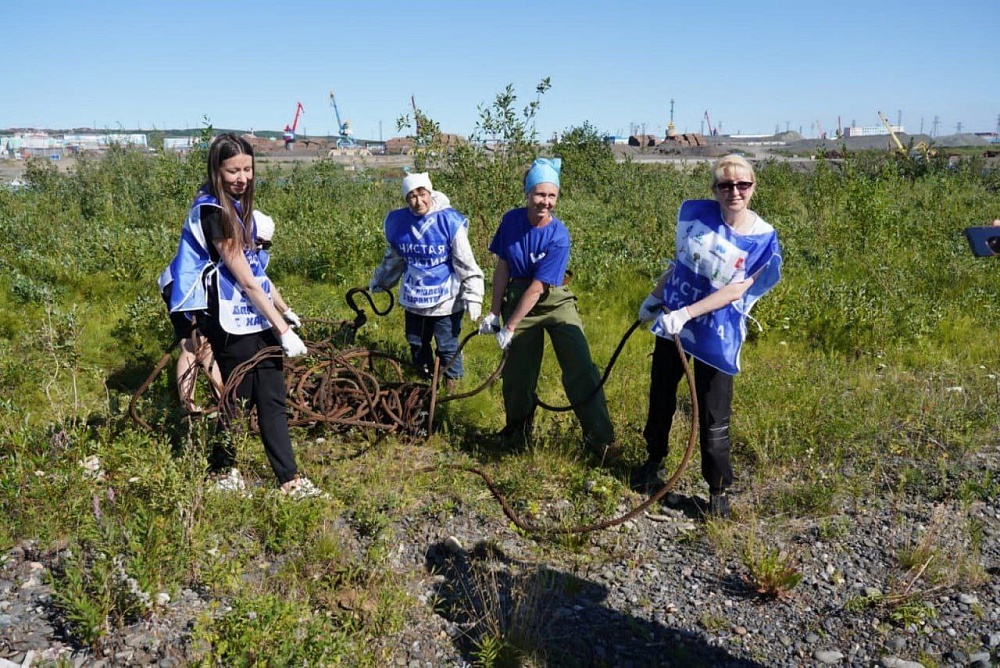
[524,158,561,194]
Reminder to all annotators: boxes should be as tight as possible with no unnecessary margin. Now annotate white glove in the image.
[368,278,384,293]
[465,301,482,322]
[478,313,501,335]
[655,308,692,336]
[496,327,514,350]
[282,309,302,328]
[638,295,663,323]
[280,329,307,357]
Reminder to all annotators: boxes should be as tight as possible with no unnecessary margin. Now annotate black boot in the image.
[629,457,664,493]
[708,491,732,519]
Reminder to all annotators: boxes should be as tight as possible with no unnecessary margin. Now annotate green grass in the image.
[2,140,1000,659]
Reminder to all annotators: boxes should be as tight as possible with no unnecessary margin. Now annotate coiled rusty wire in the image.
[215,333,505,436]
[129,288,507,436]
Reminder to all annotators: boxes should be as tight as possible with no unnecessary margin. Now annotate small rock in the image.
[805,632,820,643]
[815,649,844,664]
[944,649,966,663]
[880,657,925,668]
[969,651,991,667]
[443,536,463,554]
[958,593,979,605]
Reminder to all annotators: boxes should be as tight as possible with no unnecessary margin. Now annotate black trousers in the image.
[205,327,298,484]
[643,335,734,493]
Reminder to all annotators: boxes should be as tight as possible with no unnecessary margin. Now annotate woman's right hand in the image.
[478,313,501,335]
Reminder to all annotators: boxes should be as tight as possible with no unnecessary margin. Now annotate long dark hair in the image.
[205,133,255,248]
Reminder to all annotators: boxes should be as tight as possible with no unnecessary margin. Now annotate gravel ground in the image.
[2,441,999,667]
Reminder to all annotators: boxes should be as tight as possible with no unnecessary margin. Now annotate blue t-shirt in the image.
[488,208,570,286]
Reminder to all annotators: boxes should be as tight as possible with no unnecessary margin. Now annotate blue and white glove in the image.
[496,327,514,350]
[478,313,501,335]
[280,329,308,357]
[282,309,302,328]
[655,308,691,336]
[638,295,663,323]
[367,278,384,293]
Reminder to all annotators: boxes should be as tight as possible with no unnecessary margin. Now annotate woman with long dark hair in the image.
[165,133,322,498]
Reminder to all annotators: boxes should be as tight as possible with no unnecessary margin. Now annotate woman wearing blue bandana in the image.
[479,158,616,459]
[165,133,323,499]
[631,155,782,518]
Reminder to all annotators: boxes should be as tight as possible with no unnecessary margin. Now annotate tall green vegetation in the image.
[2,85,1000,659]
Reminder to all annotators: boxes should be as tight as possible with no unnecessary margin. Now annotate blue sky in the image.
[4,0,997,140]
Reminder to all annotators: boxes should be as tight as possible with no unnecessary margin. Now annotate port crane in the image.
[704,110,717,136]
[328,91,356,149]
[816,119,827,140]
[283,102,304,149]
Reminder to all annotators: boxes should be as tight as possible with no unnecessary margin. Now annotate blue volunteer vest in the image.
[652,199,782,375]
[166,192,272,335]
[384,206,466,309]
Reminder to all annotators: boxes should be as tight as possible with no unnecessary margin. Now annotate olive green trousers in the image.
[500,281,615,449]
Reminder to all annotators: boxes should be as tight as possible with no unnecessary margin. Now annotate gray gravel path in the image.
[2,451,998,667]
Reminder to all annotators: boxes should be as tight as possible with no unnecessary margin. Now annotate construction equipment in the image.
[704,110,717,136]
[877,110,907,154]
[816,119,827,140]
[328,91,356,149]
[878,110,936,160]
[283,102,305,149]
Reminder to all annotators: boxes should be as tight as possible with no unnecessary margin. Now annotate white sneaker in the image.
[282,476,328,500]
[210,468,247,494]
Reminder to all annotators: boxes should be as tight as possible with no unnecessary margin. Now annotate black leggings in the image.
[643,335,734,493]
[205,327,298,484]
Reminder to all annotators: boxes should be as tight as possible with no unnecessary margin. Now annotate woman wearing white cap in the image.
[369,173,484,387]
[479,158,615,459]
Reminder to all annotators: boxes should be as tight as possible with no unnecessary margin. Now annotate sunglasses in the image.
[715,181,754,193]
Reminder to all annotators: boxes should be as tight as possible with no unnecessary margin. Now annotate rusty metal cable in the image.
[417,335,698,535]
[531,318,644,413]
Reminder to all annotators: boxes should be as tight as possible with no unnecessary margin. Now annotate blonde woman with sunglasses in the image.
[631,154,783,518]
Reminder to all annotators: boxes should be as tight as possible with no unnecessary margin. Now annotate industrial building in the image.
[0,131,149,159]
